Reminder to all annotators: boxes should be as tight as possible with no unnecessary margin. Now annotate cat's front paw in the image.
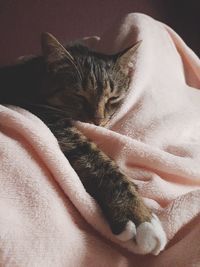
[103,177,167,255]
[116,214,167,255]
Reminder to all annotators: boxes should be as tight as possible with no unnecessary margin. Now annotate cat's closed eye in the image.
[105,97,121,112]
[108,96,120,104]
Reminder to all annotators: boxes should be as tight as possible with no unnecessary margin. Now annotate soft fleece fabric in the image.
[0,13,200,267]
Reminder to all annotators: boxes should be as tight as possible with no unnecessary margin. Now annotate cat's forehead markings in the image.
[103,80,112,99]
[89,71,96,88]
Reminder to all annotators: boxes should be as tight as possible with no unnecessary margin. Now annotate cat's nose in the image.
[93,117,108,126]
[93,117,102,126]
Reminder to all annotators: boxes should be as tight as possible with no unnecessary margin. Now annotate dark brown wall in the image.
[164,0,200,57]
[0,0,199,65]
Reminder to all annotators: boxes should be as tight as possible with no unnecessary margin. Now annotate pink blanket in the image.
[0,13,200,266]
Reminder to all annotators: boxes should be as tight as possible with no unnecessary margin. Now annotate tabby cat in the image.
[0,33,152,241]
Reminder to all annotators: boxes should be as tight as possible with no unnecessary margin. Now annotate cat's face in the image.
[41,33,140,126]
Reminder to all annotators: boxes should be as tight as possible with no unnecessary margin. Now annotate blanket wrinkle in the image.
[1,13,200,266]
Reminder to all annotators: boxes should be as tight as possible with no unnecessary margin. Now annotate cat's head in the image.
[41,32,140,126]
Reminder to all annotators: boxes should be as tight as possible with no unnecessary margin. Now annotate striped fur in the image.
[0,33,151,236]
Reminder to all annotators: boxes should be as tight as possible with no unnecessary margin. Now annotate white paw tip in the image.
[136,214,167,255]
[115,221,136,242]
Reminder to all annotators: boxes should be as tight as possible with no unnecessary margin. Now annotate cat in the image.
[0,33,163,249]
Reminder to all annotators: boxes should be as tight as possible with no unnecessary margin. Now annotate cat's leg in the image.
[25,105,166,255]
[47,120,166,255]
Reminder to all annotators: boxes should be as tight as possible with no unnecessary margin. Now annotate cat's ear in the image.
[115,41,142,76]
[41,32,74,67]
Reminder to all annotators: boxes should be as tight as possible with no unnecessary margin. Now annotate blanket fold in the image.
[0,13,200,266]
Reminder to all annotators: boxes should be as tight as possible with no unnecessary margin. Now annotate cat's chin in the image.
[99,119,110,127]
[83,118,109,126]
[101,122,108,127]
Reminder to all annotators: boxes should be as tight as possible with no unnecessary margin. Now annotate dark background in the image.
[0,0,199,65]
